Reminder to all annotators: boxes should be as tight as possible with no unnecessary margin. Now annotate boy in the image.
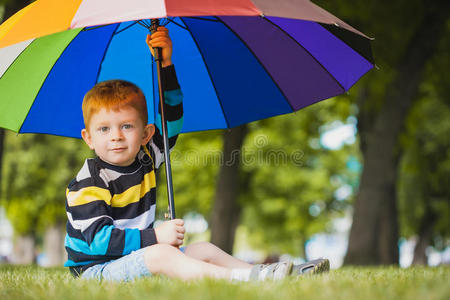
[64,27,328,281]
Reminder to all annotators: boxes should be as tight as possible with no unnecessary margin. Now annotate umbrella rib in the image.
[166,18,188,30]
[179,17,231,129]
[186,17,220,23]
[82,25,109,31]
[261,17,346,93]
[114,21,139,35]
[215,16,296,113]
[137,20,151,29]
[93,24,121,85]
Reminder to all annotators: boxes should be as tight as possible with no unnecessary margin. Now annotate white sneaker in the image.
[250,261,293,281]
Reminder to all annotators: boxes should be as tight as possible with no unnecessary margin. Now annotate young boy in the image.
[64,27,328,281]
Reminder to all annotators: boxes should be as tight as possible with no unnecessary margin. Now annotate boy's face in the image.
[81,101,154,167]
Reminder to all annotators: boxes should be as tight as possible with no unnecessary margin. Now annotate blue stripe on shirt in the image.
[155,115,184,138]
[65,226,113,255]
[164,89,183,105]
[123,228,141,255]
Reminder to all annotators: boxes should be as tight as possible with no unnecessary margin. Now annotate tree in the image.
[338,0,450,265]
[156,96,357,257]
[398,27,450,264]
[239,97,359,257]
[1,132,90,264]
[156,130,223,220]
[0,0,34,264]
[399,97,450,265]
[210,125,248,254]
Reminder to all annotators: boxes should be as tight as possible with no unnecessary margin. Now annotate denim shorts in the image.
[81,246,185,282]
[81,248,151,282]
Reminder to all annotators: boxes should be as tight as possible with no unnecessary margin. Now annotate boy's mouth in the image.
[111,147,127,152]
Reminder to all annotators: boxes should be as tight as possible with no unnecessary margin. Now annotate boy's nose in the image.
[111,128,124,140]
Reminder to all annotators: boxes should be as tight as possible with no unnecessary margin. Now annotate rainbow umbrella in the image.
[0,0,374,217]
[0,0,374,137]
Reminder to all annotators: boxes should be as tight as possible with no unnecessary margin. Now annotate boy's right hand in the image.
[155,219,185,246]
[146,26,172,68]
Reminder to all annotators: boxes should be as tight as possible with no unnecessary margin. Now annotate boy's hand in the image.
[155,219,185,246]
[146,26,172,68]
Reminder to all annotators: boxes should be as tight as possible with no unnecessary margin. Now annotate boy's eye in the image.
[99,126,109,133]
[122,124,133,130]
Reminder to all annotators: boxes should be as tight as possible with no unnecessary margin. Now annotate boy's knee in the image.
[143,244,176,271]
[195,241,216,251]
[185,242,218,262]
[144,244,173,260]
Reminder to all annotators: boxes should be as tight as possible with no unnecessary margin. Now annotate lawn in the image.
[0,265,448,300]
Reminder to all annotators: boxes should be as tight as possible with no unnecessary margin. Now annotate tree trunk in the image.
[345,3,449,265]
[12,235,35,264]
[412,228,432,266]
[412,203,435,265]
[210,125,248,254]
[43,223,65,267]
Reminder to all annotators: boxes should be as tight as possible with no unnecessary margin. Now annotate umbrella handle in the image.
[150,19,163,62]
[150,18,176,220]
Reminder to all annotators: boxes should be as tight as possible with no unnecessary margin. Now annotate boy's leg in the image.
[183,242,252,269]
[144,244,231,280]
[182,242,292,280]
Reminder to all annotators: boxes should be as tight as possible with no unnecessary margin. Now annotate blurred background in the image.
[0,0,448,268]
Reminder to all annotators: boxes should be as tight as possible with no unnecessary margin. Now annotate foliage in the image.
[239,97,361,256]
[0,265,449,300]
[156,130,223,219]
[398,94,450,248]
[1,132,91,235]
[1,0,448,262]
[0,0,31,23]
[397,12,450,249]
[317,0,450,259]
[155,92,361,256]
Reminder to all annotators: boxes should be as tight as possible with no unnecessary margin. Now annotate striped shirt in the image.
[64,65,183,276]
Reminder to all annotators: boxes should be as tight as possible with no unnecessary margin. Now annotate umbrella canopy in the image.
[0,0,374,138]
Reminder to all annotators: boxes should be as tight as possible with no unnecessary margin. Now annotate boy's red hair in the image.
[82,80,148,129]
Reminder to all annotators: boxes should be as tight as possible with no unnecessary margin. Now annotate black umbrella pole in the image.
[151,19,176,220]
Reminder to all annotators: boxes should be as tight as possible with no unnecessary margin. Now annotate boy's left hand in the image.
[146,26,172,68]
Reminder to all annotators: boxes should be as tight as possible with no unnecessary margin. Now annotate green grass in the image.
[0,265,449,300]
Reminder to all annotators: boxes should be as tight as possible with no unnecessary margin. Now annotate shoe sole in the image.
[311,258,329,274]
[293,258,330,276]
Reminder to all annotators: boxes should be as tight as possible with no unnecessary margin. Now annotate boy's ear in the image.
[81,129,95,150]
[142,124,155,145]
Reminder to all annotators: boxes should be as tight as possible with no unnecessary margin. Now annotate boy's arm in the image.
[65,171,157,258]
[149,64,183,169]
